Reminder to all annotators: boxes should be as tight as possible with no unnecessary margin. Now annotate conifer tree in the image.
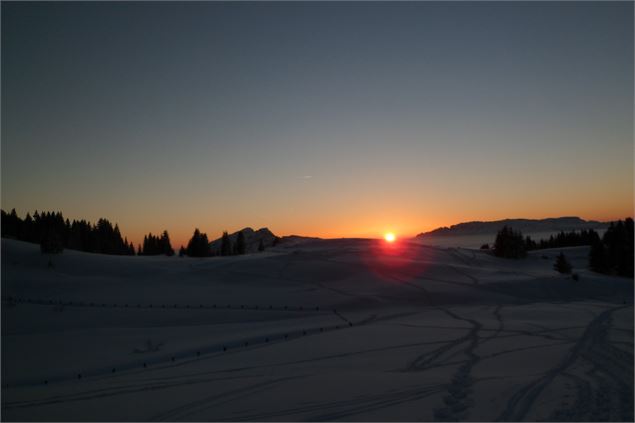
[187,229,200,256]
[160,230,174,256]
[40,226,64,255]
[8,208,19,238]
[554,252,572,274]
[186,229,210,257]
[235,231,246,255]
[493,226,526,258]
[23,213,35,243]
[220,231,232,256]
[588,238,606,273]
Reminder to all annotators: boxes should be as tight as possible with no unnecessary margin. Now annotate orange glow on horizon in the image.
[3,205,632,251]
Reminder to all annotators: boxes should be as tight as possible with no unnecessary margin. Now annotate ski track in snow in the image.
[1,239,633,421]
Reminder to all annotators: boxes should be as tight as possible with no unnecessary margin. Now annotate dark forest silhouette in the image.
[492,218,633,277]
[185,229,250,257]
[140,231,174,256]
[588,218,634,277]
[0,209,256,259]
[1,209,135,255]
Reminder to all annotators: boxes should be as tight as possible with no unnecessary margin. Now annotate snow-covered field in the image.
[2,238,633,421]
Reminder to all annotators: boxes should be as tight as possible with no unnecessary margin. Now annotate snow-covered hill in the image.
[1,238,632,421]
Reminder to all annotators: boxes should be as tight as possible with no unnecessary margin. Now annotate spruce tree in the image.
[8,209,19,238]
[235,231,246,255]
[160,230,174,256]
[493,226,527,258]
[589,238,606,273]
[199,232,210,256]
[220,231,232,256]
[186,229,210,257]
[618,218,634,277]
[23,213,35,243]
[40,227,64,255]
[554,252,572,274]
[187,229,200,256]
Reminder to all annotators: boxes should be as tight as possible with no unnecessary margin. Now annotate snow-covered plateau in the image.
[2,238,633,421]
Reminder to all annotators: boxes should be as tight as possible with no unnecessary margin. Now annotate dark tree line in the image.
[140,231,174,256]
[3,208,275,259]
[494,227,604,258]
[589,218,633,277]
[525,229,602,251]
[1,209,135,255]
[492,219,633,278]
[218,230,247,256]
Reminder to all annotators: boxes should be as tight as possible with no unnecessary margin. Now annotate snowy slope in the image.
[1,238,633,421]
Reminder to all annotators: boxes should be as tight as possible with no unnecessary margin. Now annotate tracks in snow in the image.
[497,304,633,422]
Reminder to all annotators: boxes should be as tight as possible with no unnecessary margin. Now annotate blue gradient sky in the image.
[2,2,633,246]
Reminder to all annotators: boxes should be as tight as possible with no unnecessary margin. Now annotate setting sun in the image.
[384,232,396,243]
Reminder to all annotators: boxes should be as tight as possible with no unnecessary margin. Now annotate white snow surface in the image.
[1,238,633,421]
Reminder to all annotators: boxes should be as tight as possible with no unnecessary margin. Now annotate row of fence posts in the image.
[2,296,354,388]
[36,321,354,386]
[3,296,326,313]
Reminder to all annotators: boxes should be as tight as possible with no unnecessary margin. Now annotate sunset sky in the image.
[2,2,633,248]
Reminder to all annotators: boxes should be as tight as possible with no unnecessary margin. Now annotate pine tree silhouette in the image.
[554,252,572,274]
[589,237,606,273]
[160,230,174,256]
[220,231,232,256]
[493,226,526,258]
[186,229,210,257]
[235,231,246,255]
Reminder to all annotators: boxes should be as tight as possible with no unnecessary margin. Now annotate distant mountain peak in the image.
[417,217,608,237]
[208,227,276,253]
